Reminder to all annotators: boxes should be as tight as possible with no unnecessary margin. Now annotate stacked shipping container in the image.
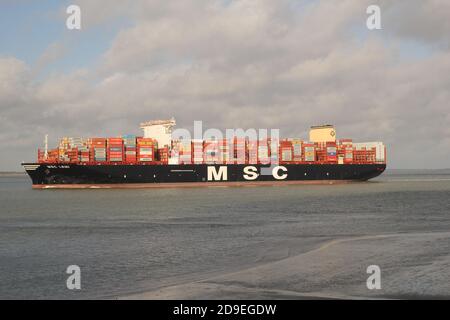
[137,138,156,162]
[247,140,258,165]
[123,135,137,163]
[291,139,302,162]
[326,141,337,163]
[158,147,169,164]
[107,138,124,162]
[204,140,219,164]
[270,139,279,164]
[192,140,204,164]
[178,140,192,164]
[338,139,353,164]
[37,134,385,165]
[257,140,270,164]
[234,137,247,164]
[279,140,293,162]
[220,139,231,164]
[303,143,316,162]
[91,138,107,162]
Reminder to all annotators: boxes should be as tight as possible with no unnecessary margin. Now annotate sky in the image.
[0,0,449,170]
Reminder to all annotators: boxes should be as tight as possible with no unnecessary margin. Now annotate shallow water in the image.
[1,172,449,299]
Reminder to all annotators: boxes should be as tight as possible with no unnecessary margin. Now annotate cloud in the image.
[32,42,67,77]
[100,0,365,74]
[0,0,449,170]
[383,0,450,48]
[0,57,30,107]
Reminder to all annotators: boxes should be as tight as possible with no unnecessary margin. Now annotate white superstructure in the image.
[140,118,176,148]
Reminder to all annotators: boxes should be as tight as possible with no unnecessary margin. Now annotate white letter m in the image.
[207,166,228,181]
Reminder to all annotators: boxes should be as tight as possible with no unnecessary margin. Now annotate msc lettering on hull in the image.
[207,166,228,181]
[207,166,288,181]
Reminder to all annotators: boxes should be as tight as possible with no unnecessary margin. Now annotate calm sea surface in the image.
[1,172,450,299]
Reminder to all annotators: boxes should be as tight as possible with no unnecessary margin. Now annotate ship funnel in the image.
[309,125,336,143]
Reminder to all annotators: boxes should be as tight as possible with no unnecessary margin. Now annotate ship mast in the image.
[44,134,49,160]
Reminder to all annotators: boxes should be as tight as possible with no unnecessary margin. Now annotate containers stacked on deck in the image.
[353,142,385,163]
[49,149,59,162]
[58,137,71,151]
[37,149,44,162]
[234,137,247,164]
[303,143,315,162]
[326,141,337,163]
[269,139,279,164]
[247,140,258,165]
[158,147,169,164]
[65,148,79,163]
[68,138,85,148]
[123,135,137,163]
[36,131,385,166]
[91,138,107,162]
[352,142,381,163]
[170,140,180,164]
[78,147,90,162]
[204,140,220,164]
[107,138,124,162]
[219,139,232,164]
[338,139,353,164]
[192,140,204,164]
[58,150,70,163]
[314,142,326,162]
[58,137,87,162]
[178,140,192,164]
[38,149,60,163]
[353,147,376,163]
[58,137,71,162]
[291,139,303,162]
[49,149,60,162]
[137,138,156,162]
[257,140,270,164]
[313,141,337,163]
[279,140,293,163]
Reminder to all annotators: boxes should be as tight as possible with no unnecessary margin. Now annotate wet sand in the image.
[123,232,450,299]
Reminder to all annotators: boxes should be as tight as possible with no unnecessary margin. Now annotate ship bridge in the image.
[140,118,176,148]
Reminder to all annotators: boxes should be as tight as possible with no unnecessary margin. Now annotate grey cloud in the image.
[382,0,450,47]
[32,42,67,78]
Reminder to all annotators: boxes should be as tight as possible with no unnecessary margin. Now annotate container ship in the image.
[22,119,386,188]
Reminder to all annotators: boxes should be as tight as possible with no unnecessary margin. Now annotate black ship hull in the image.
[22,163,386,188]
